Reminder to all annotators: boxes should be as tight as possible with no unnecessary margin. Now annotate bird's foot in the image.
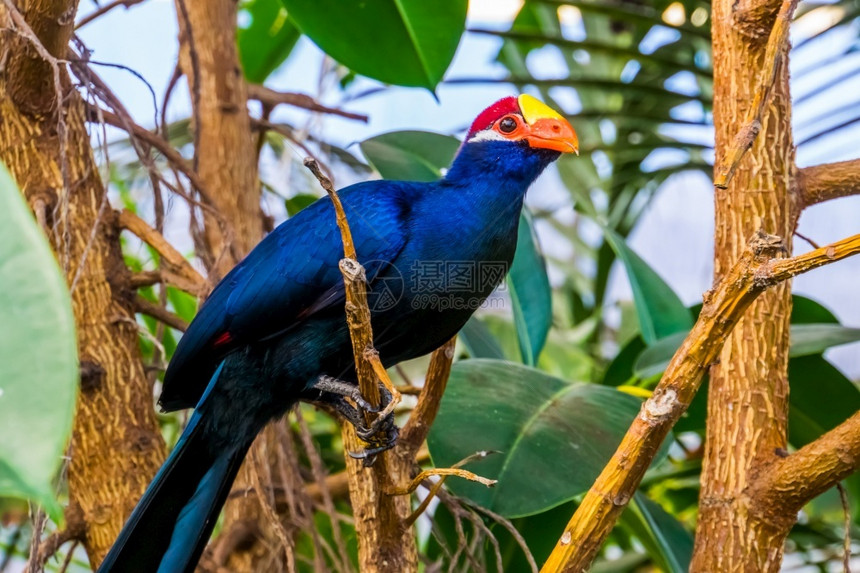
[305,376,399,465]
[349,414,398,466]
[310,375,381,413]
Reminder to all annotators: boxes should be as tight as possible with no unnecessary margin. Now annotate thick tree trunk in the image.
[175,0,261,279]
[173,2,294,571]
[691,0,800,568]
[0,0,165,566]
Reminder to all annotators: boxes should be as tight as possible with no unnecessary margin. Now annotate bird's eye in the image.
[498,116,518,134]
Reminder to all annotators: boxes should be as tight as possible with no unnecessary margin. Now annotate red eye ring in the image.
[497,114,520,134]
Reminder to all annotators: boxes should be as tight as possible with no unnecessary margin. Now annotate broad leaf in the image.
[621,493,694,573]
[508,211,552,365]
[359,130,460,181]
[603,229,693,345]
[239,0,301,83]
[428,359,669,517]
[281,0,467,90]
[788,355,860,448]
[790,324,860,357]
[0,164,77,522]
[285,193,319,216]
[459,316,505,360]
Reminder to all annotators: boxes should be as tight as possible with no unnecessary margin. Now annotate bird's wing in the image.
[159,181,414,410]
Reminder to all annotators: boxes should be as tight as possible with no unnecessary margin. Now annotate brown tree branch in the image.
[134,295,189,332]
[753,412,860,515]
[541,230,860,573]
[304,157,417,572]
[75,0,146,29]
[714,0,798,189]
[118,209,208,296]
[799,158,860,207]
[247,84,369,122]
[398,338,456,457]
[93,106,212,203]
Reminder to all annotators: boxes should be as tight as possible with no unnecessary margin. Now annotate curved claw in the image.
[349,422,399,466]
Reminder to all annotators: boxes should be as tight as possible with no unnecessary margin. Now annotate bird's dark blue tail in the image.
[98,365,253,573]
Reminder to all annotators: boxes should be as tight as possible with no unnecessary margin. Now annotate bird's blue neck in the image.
[409,141,558,263]
[445,140,559,191]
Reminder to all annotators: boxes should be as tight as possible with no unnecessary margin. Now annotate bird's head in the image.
[448,95,578,184]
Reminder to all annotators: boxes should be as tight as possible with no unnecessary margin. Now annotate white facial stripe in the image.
[468,129,507,143]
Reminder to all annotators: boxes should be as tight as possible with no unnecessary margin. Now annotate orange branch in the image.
[541,230,860,573]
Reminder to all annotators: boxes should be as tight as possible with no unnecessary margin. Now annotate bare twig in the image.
[388,468,497,496]
[713,0,798,189]
[794,230,820,250]
[118,209,207,296]
[75,0,146,29]
[304,156,417,572]
[402,450,496,529]
[175,0,201,172]
[92,106,212,202]
[256,119,334,181]
[398,338,456,456]
[800,158,860,208]
[134,295,189,331]
[838,482,852,573]
[248,84,368,122]
[541,230,860,573]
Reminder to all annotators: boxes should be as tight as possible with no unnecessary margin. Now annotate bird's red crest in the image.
[466,97,521,139]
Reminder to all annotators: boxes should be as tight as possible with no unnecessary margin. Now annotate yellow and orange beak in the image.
[517,94,579,155]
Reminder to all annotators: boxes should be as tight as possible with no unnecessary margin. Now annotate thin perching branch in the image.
[247,84,369,122]
[713,0,798,189]
[540,230,860,573]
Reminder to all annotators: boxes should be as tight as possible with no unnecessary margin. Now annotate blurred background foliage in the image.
[2,0,860,570]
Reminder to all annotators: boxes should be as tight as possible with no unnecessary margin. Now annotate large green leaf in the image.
[428,359,668,517]
[280,0,467,90]
[634,324,860,379]
[238,0,301,83]
[459,316,506,360]
[788,355,860,448]
[508,211,552,366]
[603,229,693,345]
[359,130,460,181]
[790,324,860,357]
[0,164,77,522]
[620,493,694,573]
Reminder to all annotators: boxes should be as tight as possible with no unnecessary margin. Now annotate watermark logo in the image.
[363,260,509,312]
[365,260,404,312]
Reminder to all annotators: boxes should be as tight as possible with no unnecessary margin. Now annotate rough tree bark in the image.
[0,0,165,566]
[691,0,799,568]
[174,0,261,278]
[172,2,292,572]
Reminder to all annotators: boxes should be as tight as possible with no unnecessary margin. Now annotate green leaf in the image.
[635,324,860,379]
[238,0,301,83]
[458,316,505,360]
[508,211,552,365]
[281,0,467,90]
[621,493,694,573]
[791,294,839,324]
[633,331,690,379]
[603,229,693,345]
[789,323,860,357]
[427,359,669,517]
[788,355,860,448]
[603,335,647,386]
[359,130,460,182]
[0,164,77,523]
[285,193,318,216]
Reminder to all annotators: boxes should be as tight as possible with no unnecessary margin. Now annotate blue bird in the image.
[97,95,578,573]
